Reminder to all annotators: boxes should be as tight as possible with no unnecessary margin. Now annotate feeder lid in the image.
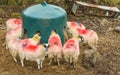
[22,1,66,19]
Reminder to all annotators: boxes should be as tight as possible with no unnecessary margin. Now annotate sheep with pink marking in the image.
[63,35,83,68]
[47,30,63,66]
[7,33,41,62]
[64,21,86,41]
[68,27,98,50]
[8,37,48,69]
[6,18,22,32]
[18,43,49,69]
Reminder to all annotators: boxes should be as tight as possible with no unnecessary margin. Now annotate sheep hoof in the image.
[13,58,17,62]
[2,43,6,47]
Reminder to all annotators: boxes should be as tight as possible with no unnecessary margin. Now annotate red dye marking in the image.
[70,22,77,27]
[13,19,22,25]
[76,28,88,35]
[49,35,62,47]
[65,39,77,49]
[24,45,38,52]
[80,23,84,28]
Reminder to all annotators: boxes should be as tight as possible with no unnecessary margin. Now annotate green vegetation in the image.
[0,0,42,6]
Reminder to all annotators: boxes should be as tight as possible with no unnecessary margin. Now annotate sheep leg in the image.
[54,56,57,62]
[49,58,52,65]
[57,58,60,66]
[73,60,76,69]
[10,50,17,62]
[20,59,24,67]
[5,45,8,50]
[67,61,70,69]
[2,42,6,47]
[36,59,40,69]
[13,57,17,62]
[40,60,43,69]
[65,57,69,69]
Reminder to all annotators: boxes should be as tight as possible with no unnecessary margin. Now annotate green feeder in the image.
[22,1,67,44]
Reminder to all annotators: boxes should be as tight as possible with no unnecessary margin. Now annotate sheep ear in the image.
[43,44,50,48]
[79,35,84,42]
[63,26,66,29]
[43,44,47,48]
[54,30,57,33]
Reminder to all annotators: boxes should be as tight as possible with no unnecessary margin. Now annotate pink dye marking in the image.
[80,24,83,27]
[49,35,62,47]
[70,22,77,28]
[76,28,88,35]
[65,39,77,49]
[24,45,38,52]
[13,19,22,25]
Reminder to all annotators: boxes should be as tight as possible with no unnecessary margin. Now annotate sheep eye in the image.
[81,37,84,42]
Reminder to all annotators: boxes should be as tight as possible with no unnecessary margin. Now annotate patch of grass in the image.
[11,13,21,18]
[0,0,42,6]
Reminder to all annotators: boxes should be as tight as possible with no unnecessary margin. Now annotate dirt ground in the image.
[0,5,120,75]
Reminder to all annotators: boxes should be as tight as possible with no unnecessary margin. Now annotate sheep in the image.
[18,43,49,69]
[5,25,22,49]
[66,21,86,38]
[47,30,62,66]
[67,21,86,30]
[2,19,22,48]
[7,33,41,61]
[6,18,22,31]
[62,35,82,68]
[8,37,48,69]
[7,32,41,63]
[68,27,98,50]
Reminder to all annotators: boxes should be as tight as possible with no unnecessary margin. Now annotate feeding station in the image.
[22,1,67,44]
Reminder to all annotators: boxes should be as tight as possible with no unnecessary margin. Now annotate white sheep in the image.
[47,30,62,66]
[6,18,22,31]
[62,35,82,68]
[7,33,41,63]
[8,38,48,69]
[68,27,98,50]
[18,43,49,69]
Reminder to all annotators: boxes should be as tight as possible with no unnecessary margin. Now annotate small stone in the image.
[118,71,120,75]
[114,26,120,33]
[101,18,109,26]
